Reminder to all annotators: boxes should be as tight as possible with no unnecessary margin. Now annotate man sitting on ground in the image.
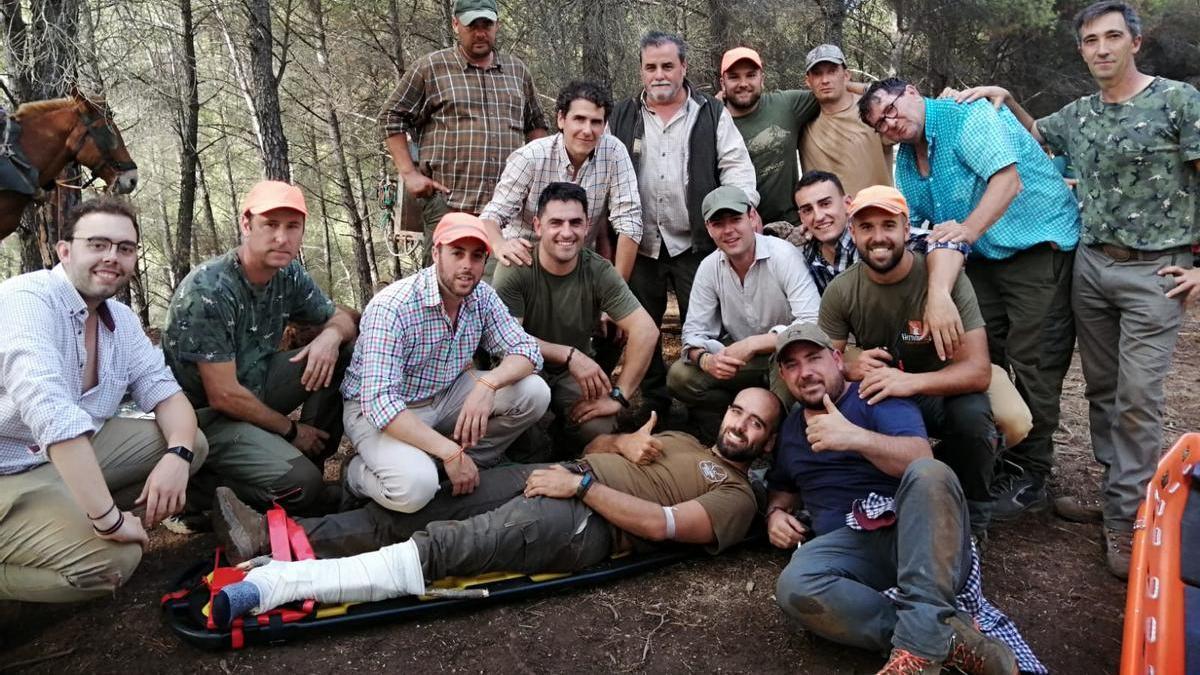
[818,185,1001,537]
[493,182,657,455]
[669,185,820,439]
[208,387,784,627]
[164,181,358,517]
[0,198,206,605]
[793,171,1031,447]
[767,322,1043,675]
[339,213,549,514]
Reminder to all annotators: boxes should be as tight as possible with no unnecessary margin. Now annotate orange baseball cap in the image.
[241,180,308,217]
[432,212,492,254]
[848,185,910,219]
[720,47,763,75]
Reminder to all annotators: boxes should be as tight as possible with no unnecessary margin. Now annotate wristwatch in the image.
[575,472,595,499]
[166,445,195,464]
[609,386,630,409]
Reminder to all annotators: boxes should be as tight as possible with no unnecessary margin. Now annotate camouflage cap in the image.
[805,44,846,72]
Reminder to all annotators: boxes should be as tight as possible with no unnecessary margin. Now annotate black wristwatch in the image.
[166,445,195,465]
[575,472,595,499]
[282,420,299,442]
[609,386,630,409]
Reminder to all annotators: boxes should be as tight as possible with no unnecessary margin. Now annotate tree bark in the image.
[353,153,380,287]
[197,156,222,257]
[172,0,200,283]
[580,0,612,88]
[305,0,372,304]
[243,0,290,180]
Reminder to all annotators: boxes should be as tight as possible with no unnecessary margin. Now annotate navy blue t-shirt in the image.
[766,382,928,536]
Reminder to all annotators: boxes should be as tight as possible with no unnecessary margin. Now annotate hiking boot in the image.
[943,614,1018,674]
[161,512,212,535]
[990,470,1048,523]
[212,487,269,565]
[1053,494,1104,524]
[875,648,940,675]
[1104,527,1133,581]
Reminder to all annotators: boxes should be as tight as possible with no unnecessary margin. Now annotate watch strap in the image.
[166,445,194,464]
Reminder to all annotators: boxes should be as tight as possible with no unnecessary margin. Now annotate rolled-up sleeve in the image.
[357,300,411,429]
[378,59,428,139]
[477,286,542,371]
[714,108,760,206]
[0,293,95,450]
[479,148,532,234]
[607,140,643,244]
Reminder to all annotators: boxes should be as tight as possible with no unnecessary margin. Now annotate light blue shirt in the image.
[895,98,1080,260]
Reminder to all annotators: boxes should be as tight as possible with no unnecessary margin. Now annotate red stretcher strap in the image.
[267,507,292,562]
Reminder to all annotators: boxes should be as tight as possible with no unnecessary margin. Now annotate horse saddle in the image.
[0,113,40,197]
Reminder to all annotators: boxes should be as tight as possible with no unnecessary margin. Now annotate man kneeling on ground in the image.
[208,387,784,627]
[767,322,1043,675]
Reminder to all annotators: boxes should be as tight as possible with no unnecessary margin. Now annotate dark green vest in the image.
[609,84,721,255]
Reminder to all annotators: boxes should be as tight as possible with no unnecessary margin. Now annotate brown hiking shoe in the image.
[943,614,1018,675]
[1104,527,1133,580]
[875,648,940,675]
[212,487,269,564]
[1053,494,1104,523]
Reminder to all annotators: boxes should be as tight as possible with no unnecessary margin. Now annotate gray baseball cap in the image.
[775,322,834,359]
[454,0,497,24]
[805,44,846,72]
[701,185,753,221]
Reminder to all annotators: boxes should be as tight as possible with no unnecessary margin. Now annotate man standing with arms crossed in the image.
[379,0,548,263]
[956,0,1200,578]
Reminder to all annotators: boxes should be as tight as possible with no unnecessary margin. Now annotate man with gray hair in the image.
[952,0,1200,579]
[608,31,758,421]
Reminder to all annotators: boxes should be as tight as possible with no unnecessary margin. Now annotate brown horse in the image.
[0,92,138,241]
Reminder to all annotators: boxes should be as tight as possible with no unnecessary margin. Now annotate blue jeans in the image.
[774,459,973,661]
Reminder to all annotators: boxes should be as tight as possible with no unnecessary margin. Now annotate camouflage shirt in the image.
[162,250,335,408]
[1038,77,1200,250]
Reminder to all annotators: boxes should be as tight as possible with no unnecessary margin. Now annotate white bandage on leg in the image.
[245,539,427,613]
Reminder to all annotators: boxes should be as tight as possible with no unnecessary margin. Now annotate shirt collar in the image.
[51,264,116,331]
[718,233,772,266]
[551,133,595,173]
[453,45,502,72]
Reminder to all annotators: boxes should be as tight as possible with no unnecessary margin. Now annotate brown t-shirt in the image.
[800,94,894,198]
[587,431,756,555]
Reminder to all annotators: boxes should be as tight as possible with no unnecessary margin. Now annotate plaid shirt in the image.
[341,267,542,430]
[853,493,1048,674]
[379,46,548,214]
[803,227,972,294]
[479,133,643,247]
[0,267,181,475]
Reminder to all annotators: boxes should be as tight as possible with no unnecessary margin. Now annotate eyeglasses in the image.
[73,236,139,257]
[870,92,905,134]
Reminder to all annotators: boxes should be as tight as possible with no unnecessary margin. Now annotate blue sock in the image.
[213,581,261,629]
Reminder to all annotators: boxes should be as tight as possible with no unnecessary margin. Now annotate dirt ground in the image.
[3,310,1198,675]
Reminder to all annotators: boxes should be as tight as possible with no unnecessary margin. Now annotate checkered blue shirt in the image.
[340,267,542,430]
[852,493,1048,674]
[0,266,181,475]
[479,133,643,247]
[804,227,972,294]
[895,99,1080,260]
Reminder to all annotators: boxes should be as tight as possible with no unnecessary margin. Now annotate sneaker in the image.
[212,487,270,564]
[990,471,1048,522]
[1053,495,1104,524]
[1104,527,1133,580]
[943,614,1018,674]
[876,648,940,675]
[161,512,212,535]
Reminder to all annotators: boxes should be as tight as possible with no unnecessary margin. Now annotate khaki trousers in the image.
[0,418,208,603]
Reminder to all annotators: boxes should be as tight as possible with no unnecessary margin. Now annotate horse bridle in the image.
[69,103,137,188]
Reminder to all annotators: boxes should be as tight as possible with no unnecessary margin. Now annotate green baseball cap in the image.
[774,322,834,360]
[701,185,753,222]
[454,0,497,24]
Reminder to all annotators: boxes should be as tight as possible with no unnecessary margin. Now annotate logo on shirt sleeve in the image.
[699,460,728,484]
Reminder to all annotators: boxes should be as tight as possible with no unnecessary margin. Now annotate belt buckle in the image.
[1103,244,1132,262]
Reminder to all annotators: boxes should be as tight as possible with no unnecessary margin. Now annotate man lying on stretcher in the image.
[211,388,785,627]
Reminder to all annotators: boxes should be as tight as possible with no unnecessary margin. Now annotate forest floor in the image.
[4,308,1198,675]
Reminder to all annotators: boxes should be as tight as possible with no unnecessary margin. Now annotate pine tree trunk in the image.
[173,0,201,283]
[243,0,290,180]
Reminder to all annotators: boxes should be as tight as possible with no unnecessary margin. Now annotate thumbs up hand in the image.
[615,411,665,465]
[805,394,863,453]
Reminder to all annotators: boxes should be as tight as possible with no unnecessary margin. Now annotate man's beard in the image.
[727,89,761,112]
[715,427,764,463]
[860,243,904,274]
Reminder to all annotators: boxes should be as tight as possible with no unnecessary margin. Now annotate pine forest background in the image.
[2,0,1198,325]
